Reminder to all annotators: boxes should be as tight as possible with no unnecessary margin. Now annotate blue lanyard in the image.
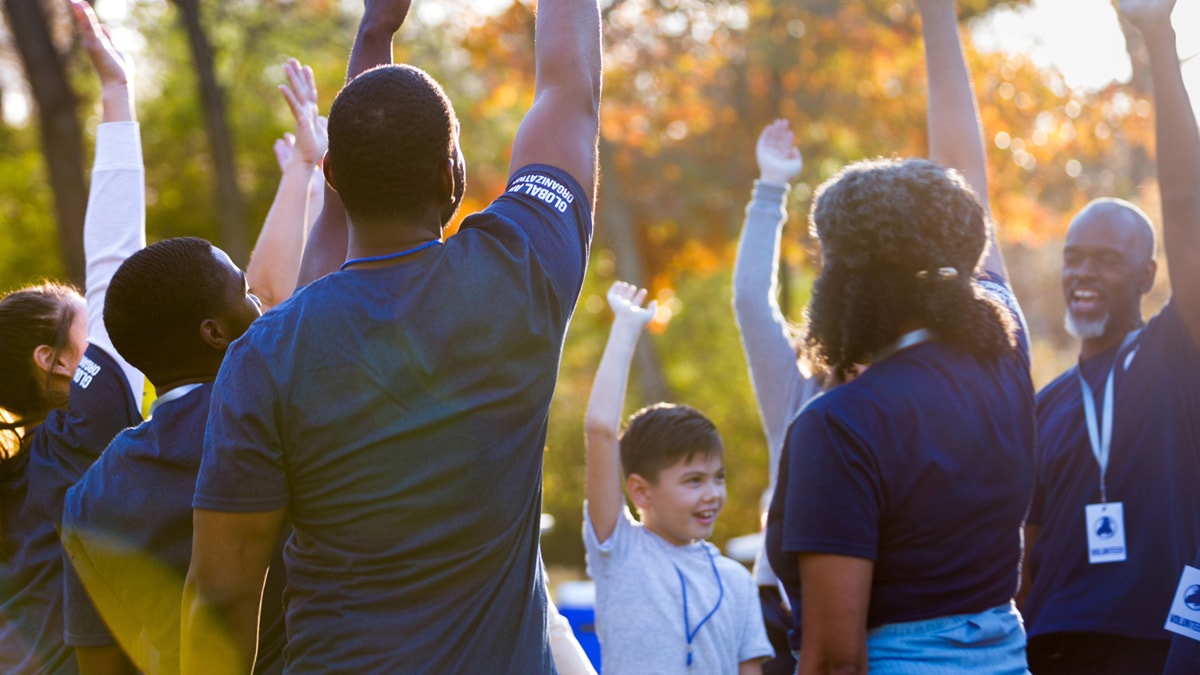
[340,239,442,271]
[674,545,724,668]
[1076,328,1142,504]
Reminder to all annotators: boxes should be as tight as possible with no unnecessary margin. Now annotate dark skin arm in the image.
[796,554,873,675]
[507,0,602,206]
[295,0,413,287]
[181,508,286,675]
[1120,0,1200,344]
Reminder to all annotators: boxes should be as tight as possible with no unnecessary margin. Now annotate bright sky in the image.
[973,0,1200,110]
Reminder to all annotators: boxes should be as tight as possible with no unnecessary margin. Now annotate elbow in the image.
[584,418,618,445]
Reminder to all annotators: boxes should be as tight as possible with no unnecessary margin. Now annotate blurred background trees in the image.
[0,0,1183,571]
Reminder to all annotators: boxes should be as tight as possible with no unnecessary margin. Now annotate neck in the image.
[346,216,444,267]
[1079,315,1144,360]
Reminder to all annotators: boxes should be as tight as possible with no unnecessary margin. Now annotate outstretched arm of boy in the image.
[246,58,325,310]
[585,282,656,543]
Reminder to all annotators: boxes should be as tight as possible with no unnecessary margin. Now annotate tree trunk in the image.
[4,0,87,285]
[172,0,248,264]
[597,140,674,404]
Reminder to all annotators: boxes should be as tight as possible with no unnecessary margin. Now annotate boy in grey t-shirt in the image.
[583,281,773,674]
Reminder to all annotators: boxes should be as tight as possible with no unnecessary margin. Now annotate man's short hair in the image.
[619,403,723,482]
[104,237,227,378]
[327,64,458,226]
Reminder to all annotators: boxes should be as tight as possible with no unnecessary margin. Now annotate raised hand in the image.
[756,119,803,185]
[1118,0,1176,31]
[362,0,413,36]
[606,281,657,330]
[278,59,327,168]
[70,0,132,90]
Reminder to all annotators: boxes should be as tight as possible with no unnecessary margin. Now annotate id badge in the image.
[1165,565,1200,641]
[1085,502,1126,564]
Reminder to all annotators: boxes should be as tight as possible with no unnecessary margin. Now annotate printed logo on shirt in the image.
[508,172,575,213]
[74,355,102,390]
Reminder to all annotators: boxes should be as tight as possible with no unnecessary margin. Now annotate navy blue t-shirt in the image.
[1026,300,1200,642]
[0,345,140,674]
[194,164,591,673]
[765,276,1035,649]
[61,384,286,673]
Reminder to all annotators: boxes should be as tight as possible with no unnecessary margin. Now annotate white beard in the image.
[1064,310,1109,340]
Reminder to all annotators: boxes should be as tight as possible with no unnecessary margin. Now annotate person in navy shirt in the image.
[1021,1,1200,672]
[0,6,146,672]
[180,0,601,672]
[59,237,273,675]
[766,1,1035,672]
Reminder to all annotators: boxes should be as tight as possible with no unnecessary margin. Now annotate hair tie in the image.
[916,266,959,281]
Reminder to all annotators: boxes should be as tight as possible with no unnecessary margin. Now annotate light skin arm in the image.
[181,508,286,675]
[739,660,765,675]
[245,59,325,311]
[274,135,325,236]
[1120,0,1200,343]
[584,282,656,543]
[296,0,412,287]
[71,0,133,123]
[76,647,137,675]
[796,554,873,675]
[507,0,602,206]
[918,0,1004,278]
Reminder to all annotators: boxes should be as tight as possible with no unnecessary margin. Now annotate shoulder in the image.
[1144,299,1200,359]
[461,164,592,239]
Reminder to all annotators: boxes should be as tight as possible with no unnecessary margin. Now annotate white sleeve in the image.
[84,122,145,403]
[583,502,635,579]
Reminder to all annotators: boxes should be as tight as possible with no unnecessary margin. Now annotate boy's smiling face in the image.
[629,452,726,547]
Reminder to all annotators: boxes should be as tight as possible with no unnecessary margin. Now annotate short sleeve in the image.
[781,405,882,561]
[583,502,636,580]
[976,273,1031,365]
[464,165,592,322]
[735,568,774,663]
[193,338,288,512]
[61,532,115,648]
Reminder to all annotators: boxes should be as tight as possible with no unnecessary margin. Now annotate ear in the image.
[32,344,72,378]
[626,474,653,511]
[322,152,338,193]
[1138,258,1157,295]
[439,157,455,204]
[199,317,233,351]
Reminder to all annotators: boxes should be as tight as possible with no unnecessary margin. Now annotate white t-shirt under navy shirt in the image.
[584,504,773,674]
[766,274,1036,649]
[1026,299,1200,642]
[194,164,591,674]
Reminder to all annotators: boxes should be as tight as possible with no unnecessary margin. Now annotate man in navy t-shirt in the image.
[181,0,601,672]
[1022,1,1200,672]
[59,237,281,674]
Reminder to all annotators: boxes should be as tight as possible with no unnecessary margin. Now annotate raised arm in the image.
[1120,0,1200,342]
[508,0,602,206]
[245,59,325,311]
[72,0,145,403]
[296,0,411,287]
[918,0,1004,279]
[733,120,819,482]
[585,282,656,543]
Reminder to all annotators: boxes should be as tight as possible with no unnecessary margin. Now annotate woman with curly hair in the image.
[764,1,1035,673]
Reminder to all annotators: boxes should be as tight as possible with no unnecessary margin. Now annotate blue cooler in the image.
[556,581,601,671]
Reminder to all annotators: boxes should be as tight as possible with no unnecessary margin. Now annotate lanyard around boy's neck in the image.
[1076,327,1143,504]
[674,545,724,668]
[340,239,442,271]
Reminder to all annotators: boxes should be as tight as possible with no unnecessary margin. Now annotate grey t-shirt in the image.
[584,503,773,674]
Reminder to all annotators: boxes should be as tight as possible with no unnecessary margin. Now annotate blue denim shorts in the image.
[864,602,1030,674]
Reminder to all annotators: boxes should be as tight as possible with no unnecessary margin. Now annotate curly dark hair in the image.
[0,282,80,433]
[104,237,228,380]
[327,64,461,228]
[803,158,1017,377]
[619,403,723,483]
